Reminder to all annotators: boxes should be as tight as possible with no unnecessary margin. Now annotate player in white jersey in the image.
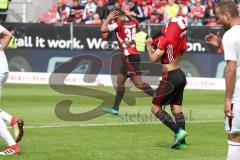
[205,1,240,160]
[0,25,24,155]
[0,25,10,98]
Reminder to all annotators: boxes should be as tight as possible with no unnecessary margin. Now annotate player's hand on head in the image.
[107,10,119,20]
[224,100,234,118]
[112,10,119,16]
[205,32,221,47]
[145,38,153,46]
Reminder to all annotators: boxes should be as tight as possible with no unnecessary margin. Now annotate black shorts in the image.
[152,68,186,106]
[119,54,141,78]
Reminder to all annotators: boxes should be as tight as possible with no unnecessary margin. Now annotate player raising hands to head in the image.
[146,16,188,149]
[101,8,155,115]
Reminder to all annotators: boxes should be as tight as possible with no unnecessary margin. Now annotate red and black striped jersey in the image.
[153,16,188,64]
[108,19,139,56]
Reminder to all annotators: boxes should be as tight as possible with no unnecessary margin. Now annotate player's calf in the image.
[131,76,155,97]
[151,105,179,134]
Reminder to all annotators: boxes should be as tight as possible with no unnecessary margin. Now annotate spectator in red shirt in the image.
[152,0,166,12]
[141,0,152,20]
[70,0,84,24]
[189,0,205,26]
[152,0,166,22]
[190,0,205,19]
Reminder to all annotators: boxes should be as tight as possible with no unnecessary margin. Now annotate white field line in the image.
[19,120,223,129]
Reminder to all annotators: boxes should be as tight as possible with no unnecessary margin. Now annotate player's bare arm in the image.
[225,60,236,118]
[145,38,164,62]
[101,10,119,33]
[0,29,13,50]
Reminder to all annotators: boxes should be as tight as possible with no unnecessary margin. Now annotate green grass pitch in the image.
[0,84,226,160]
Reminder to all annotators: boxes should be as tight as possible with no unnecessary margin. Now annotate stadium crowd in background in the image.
[39,0,236,26]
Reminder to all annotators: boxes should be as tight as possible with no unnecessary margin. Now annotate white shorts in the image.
[225,102,240,134]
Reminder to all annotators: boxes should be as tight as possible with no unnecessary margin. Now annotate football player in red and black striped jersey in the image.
[146,16,188,149]
[101,8,155,115]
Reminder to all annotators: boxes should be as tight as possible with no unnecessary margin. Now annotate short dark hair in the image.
[217,0,239,17]
[7,27,15,32]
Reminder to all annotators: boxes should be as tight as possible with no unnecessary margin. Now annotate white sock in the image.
[0,110,12,124]
[227,140,240,160]
[0,116,16,146]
